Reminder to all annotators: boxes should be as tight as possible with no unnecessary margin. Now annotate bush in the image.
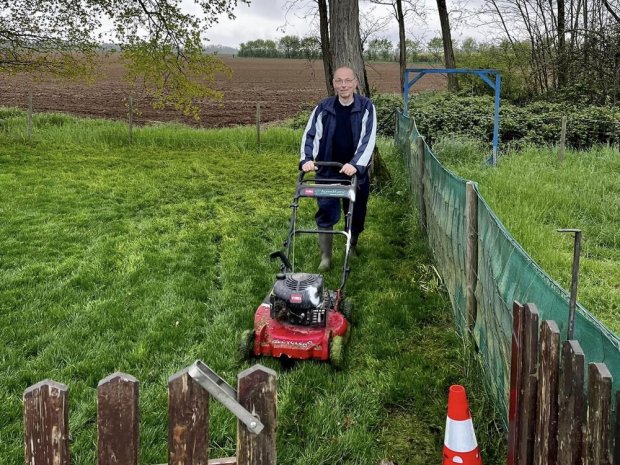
[409,93,620,151]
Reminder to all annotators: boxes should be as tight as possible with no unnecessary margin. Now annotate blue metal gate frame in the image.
[403,68,502,165]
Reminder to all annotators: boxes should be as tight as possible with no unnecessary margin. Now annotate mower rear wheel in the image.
[342,299,353,322]
[239,329,255,360]
[329,334,345,369]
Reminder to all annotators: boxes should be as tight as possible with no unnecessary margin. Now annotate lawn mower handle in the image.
[298,161,358,187]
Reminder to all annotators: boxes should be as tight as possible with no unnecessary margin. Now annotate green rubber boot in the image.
[350,233,359,257]
[318,227,333,272]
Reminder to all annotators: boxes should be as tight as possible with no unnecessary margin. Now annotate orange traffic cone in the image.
[442,385,482,465]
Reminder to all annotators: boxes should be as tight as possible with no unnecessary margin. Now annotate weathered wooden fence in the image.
[23,363,277,465]
[508,301,620,465]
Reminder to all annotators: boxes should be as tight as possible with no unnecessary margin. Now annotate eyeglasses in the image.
[333,78,355,85]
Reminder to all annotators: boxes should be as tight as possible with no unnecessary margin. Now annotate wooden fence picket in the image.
[508,301,525,465]
[23,380,70,465]
[237,365,277,465]
[97,373,139,465]
[517,303,539,465]
[535,320,560,465]
[583,363,613,465]
[557,340,585,465]
[615,390,620,465]
[168,367,211,465]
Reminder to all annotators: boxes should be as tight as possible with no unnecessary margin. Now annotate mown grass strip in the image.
[0,112,505,465]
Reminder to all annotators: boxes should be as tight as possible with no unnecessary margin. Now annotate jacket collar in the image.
[325,94,363,114]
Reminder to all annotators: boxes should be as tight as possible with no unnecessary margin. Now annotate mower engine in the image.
[270,272,330,327]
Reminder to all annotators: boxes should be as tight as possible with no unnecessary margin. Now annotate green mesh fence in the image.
[396,112,620,425]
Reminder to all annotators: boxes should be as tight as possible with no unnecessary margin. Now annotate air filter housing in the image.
[270,272,327,326]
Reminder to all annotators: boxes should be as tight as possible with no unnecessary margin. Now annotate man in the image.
[299,66,377,271]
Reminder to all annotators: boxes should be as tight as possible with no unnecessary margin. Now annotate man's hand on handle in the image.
[302,160,315,172]
[340,163,357,177]
[302,161,357,176]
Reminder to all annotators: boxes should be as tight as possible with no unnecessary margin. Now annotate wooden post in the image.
[27,90,33,141]
[256,102,261,152]
[583,363,613,465]
[465,181,478,332]
[23,380,70,465]
[98,373,139,465]
[614,391,620,465]
[559,116,567,162]
[128,95,133,145]
[237,365,277,465]
[168,368,210,465]
[517,303,539,465]
[417,136,427,231]
[535,320,560,465]
[558,340,585,465]
[508,301,525,465]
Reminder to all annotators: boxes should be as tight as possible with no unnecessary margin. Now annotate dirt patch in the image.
[0,56,446,127]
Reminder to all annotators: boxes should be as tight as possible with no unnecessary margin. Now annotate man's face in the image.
[333,69,356,101]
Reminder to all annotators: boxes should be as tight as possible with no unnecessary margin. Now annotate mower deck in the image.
[252,300,349,361]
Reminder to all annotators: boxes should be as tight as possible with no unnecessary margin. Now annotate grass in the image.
[0,109,505,464]
[433,135,620,336]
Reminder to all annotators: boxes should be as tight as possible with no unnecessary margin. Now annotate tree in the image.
[477,0,620,102]
[300,36,322,59]
[279,35,302,58]
[0,0,248,117]
[404,39,422,62]
[436,0,459,91]
[366,38,394,61]
[427,37,444,59]
[329,0,370,95]
[370,0,426,93]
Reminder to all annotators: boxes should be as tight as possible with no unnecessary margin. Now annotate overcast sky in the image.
[203,0,491,49]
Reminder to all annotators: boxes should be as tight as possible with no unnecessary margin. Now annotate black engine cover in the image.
[270,273,327,326]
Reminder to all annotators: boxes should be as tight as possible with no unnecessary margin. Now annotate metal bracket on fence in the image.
[188,360,264,435]
[557,229,582,340]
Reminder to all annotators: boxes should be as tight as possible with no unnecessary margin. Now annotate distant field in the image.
[0,56,446,128]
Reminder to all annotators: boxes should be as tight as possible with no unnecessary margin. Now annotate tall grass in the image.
[433,135,620,336]
[0,111,505,464]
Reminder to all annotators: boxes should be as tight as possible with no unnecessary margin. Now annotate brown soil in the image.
[0,56,446,127]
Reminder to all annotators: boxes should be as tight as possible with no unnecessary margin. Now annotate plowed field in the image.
[0,56,445,127]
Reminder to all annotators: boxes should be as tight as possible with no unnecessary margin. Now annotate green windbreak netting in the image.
[396,112,620,424]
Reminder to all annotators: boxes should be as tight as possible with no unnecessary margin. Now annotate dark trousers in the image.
[315,179,370,235]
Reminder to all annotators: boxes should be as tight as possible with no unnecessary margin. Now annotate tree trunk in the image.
[396,0,407,93]
[557,0,567,87]
[329,0,370,96]
[318,0,334,95]
[436,0,459,91]
[328,0,390,188]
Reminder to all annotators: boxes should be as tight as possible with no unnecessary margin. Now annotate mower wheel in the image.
[342,299,353,321]
[239,329,255,360]
[329,335,345,369]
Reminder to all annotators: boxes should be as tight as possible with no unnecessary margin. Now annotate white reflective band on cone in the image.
[444,417,478,452]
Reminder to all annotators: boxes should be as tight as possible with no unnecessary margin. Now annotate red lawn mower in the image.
[240,162,356,368]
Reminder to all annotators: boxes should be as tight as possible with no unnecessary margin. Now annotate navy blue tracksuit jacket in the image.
[299,94,377,234]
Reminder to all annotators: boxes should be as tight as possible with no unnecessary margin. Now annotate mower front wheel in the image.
[329,334,345,369]
[239,329,255,360]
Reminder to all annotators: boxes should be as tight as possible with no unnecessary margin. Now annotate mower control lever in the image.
[270,250,292,271]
